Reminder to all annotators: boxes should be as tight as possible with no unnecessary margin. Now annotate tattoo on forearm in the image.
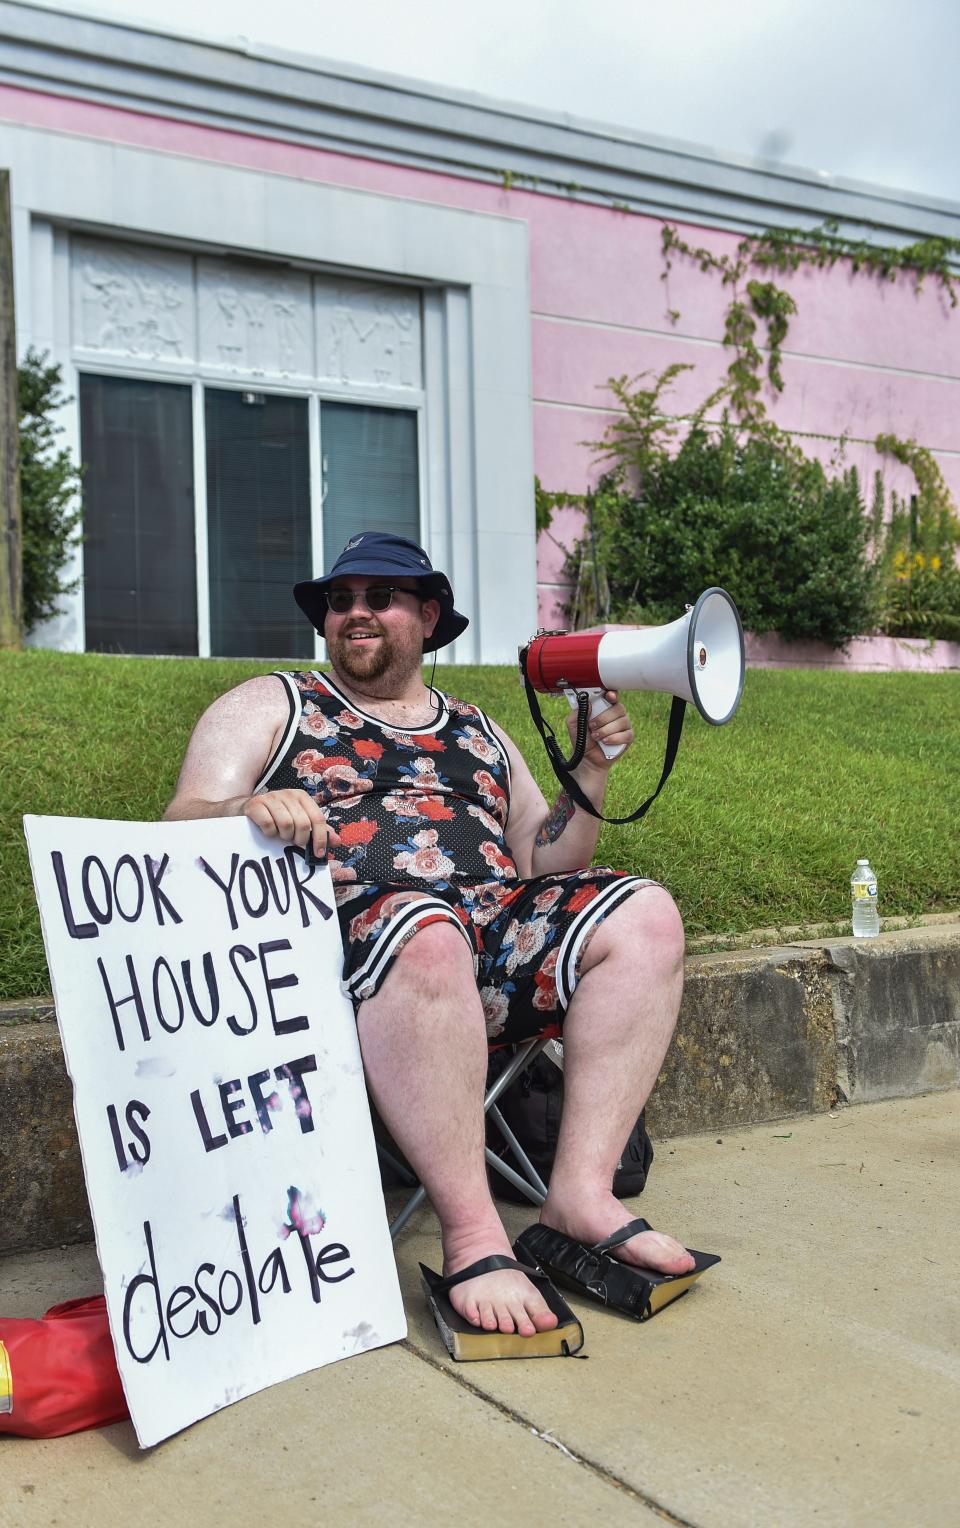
[535,790,575,847]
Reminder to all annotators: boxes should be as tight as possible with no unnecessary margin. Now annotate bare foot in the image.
[539,1190,696,1276]
[442,1226,560,1336]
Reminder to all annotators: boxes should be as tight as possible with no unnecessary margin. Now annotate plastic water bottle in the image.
[850,858,880,937]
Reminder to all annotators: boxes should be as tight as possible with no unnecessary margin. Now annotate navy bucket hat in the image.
[293,532,469,653]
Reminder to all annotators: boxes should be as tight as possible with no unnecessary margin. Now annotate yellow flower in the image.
[931,555,942,571]
[914,552,926,569]
[892,551,907,569]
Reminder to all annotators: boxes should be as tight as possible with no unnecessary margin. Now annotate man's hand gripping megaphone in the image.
[518,588,746,824]
[563,687,628,762]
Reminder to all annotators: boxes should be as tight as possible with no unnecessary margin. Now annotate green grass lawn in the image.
[2,648,958,998]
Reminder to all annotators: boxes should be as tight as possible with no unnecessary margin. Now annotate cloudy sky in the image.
[24,0,960,204]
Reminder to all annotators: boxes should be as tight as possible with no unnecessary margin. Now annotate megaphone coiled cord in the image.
[544,689,592,773]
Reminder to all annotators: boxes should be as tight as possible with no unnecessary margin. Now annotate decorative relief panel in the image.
[316,280,421,390]
[69,239,422,390]
[72,239,194,361]
[197,260,313,378]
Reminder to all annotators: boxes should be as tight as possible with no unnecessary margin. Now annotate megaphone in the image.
[521,588,745,762]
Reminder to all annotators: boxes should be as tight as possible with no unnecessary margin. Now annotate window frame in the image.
[68,360,426,659]
[14,144,535,666]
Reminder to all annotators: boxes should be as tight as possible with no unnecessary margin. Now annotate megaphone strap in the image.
[521,668,687,826]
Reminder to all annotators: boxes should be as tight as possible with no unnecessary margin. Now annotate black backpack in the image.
[486,1041,654,1203]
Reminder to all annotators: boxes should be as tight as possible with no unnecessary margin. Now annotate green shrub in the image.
[572,415,877,648]
[869,456,960,643]
[881,553,960,641]
[19,348,82,632]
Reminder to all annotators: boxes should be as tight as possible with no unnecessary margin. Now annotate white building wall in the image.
[2,119,537,663]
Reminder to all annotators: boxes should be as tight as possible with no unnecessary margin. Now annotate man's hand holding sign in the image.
[24,814,405,1448]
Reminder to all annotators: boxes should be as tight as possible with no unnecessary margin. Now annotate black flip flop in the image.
[513,1217,720,1321]
[419,1254,585,1360]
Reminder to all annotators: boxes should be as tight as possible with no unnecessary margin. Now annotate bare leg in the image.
[356,922,558,1335]
[541,886,696,1274]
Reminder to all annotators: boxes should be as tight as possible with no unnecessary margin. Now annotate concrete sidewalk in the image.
[2,1090,957,1528]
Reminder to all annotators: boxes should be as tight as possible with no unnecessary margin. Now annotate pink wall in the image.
[4,81,958,635]
[744,632,960,672]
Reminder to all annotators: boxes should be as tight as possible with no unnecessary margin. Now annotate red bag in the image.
[0,1295,129,1438]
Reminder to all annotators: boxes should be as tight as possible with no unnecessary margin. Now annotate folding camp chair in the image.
[384,1031,558,1240]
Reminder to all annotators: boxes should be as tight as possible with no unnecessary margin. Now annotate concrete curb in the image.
[649,920,960,1138]
[2,921,958,1256]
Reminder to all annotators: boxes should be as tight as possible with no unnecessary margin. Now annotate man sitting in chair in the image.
[164,532,695,1343]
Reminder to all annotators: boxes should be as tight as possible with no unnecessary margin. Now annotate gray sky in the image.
[24,0,960,204]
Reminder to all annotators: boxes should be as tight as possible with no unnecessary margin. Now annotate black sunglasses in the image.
[326,584,422,614]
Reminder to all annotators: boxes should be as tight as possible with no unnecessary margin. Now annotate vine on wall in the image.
[541,200,960,641]
[660,219,960,429]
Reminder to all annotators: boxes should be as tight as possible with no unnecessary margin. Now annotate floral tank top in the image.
[255,670,518,887]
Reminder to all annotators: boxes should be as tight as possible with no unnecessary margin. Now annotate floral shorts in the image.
[334,870,657,1044]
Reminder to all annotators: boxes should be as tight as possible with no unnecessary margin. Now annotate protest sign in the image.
[23,814,406,1448]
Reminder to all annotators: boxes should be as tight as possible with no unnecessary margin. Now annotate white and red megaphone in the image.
[521,588,745,759]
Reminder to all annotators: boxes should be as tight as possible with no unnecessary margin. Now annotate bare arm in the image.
[492,690,634,876]
[163,676,340,857]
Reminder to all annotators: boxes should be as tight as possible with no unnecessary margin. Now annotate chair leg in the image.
[484,1035,551,1106]
[486,1102,548,1199]
[484,1145,546,1205]
[378,1142,418,1187]
[388,1033,554,1238]
[389,1182,427,1241]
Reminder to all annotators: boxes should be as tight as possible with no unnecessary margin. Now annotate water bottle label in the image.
[852,881,878,899]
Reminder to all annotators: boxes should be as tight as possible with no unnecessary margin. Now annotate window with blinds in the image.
[78,386,422,659]
[79,374,197,654]
[205,389,311,658]
[321,402,420,567]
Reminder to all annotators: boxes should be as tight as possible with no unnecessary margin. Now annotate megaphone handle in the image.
[522,663,687,825]
[564,687,625,760]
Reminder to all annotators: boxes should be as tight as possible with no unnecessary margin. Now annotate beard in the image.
[326,621,423,690]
